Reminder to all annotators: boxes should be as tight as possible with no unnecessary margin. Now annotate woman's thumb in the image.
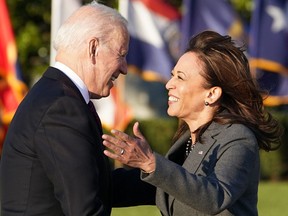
[133,122,145,140]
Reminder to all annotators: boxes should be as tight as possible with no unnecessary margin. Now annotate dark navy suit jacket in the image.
[1,67,112,216]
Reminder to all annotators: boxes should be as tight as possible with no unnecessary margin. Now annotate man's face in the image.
[87,28,129,99]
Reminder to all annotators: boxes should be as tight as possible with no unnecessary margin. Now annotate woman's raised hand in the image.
[102,122,155,173]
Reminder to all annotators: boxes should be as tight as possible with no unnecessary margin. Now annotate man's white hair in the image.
[53,0,128,52]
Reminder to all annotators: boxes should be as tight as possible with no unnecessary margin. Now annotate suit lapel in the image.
[43,67,105,140]
[182,122,223,173]
[44,67,86,103]
[182,132,217,173]
[166,131,190,162]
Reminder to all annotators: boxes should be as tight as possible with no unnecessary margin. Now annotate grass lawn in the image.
[258,181,288,216]
[112,205,160,216]
[112,181,288,216]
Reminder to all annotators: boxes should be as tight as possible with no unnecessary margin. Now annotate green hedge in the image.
[117,111,288,180]
[260,111,288,180]
[123,118,179,155]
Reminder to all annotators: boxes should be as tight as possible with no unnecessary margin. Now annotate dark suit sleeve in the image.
[112,168,156,207]
[34,97,109,216]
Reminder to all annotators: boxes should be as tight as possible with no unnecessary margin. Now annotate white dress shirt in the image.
[54,62,90,104]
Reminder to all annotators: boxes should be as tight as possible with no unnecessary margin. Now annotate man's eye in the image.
[119,52,127,58]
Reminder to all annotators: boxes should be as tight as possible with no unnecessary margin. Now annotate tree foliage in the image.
[7,0,51,85]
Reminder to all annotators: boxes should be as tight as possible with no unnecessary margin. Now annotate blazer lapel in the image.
[183,122,223,173]
[182,133,216,173]
[166,130,190,162]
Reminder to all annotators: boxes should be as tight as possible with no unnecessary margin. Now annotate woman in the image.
[103,31,283,215]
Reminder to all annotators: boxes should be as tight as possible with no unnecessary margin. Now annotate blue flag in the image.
[119,0,181,81]
[249,0,288,106]
[180,0,245,52]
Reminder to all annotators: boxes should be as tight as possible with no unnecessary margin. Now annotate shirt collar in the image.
[54,62,90,104]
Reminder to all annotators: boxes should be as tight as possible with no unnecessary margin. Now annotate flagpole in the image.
[50,0,61,66]
[50,0,81,66]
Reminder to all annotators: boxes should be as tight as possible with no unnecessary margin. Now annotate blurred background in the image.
[1,0,288,215]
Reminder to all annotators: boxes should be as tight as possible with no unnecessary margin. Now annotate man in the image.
[0,1,129,215]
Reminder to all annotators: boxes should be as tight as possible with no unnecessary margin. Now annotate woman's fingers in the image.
[102,134,128,156]
[102,134,127,148]
[133,122,145,140]
[102,125,155,172]
[110,129,134,144]
[105,122,144,146]
[103,149,117,159]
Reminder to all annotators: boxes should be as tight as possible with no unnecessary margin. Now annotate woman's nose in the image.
[165,78,174,90]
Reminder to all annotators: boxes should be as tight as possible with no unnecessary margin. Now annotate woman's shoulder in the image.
[209,121,254,137]
[226,123,254,134]
[208,122,258,148]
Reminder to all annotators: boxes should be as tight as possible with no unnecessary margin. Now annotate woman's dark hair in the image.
[173,30,283,151]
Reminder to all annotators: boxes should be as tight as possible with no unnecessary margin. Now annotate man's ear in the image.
[206,86,222,104]
[89,38,99,64]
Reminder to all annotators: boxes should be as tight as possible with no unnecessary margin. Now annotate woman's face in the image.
[165,52,210,121]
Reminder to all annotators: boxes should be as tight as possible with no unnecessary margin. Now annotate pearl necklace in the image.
[185,137,196,158]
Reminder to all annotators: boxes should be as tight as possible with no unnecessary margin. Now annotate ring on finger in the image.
[120,148,125,155]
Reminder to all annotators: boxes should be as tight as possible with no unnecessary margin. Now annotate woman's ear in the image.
[206,86,222,104]
[89,38,99,64]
